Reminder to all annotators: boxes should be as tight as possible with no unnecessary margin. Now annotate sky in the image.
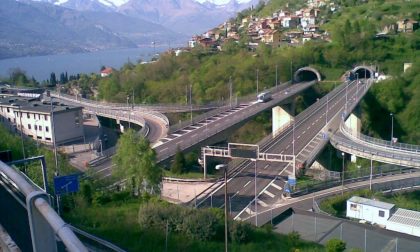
[195,0,251,4]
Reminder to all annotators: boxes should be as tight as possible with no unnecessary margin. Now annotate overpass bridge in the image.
[154,80,319,163]
[331,124,420,168]
[51,92,170,143]
[195,66,374,223]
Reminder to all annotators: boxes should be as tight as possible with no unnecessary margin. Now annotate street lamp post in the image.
[215,164,229,252]
[256,69,259,95]
[99,139,103,156]
[356,73,359,101]
[15,105,26,159]
[390,113,394,144]
[370,155,374,190]
[126,95,131,129]
[341,152,345,195]
[292,121,296,177]
[326,95,329,126]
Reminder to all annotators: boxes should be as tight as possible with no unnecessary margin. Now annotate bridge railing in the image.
[341,124,420,154]
[51,91,224,113]
[0,160,88,252]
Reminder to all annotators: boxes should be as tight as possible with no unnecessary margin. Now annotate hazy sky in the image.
[195,0,251,4]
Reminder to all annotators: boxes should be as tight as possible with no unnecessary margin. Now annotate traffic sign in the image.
[288,175,297,186]
[54,174,80,195]
[228,143,259,159]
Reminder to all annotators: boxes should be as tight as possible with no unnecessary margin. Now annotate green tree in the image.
[113,129,162,194]
[326,238,346,252]
[170,148,186,174]
[50,72,57,86]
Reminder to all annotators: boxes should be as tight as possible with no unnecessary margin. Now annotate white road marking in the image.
[264,164,270,169]
[271,183,283,191]
[245,208,255,215]
[263,190,275,198]
[243,181,251,188]
[257,199,268,207]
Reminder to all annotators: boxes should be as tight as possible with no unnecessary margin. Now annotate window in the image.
[379,210,385,217]
[75,112,80,126]
[39,126,42,131]
[44,115,48,121]
[28,124,31,129]
[350,203,358,210]
[34,125,37,130]
[46,126,49,132]
[27,113,30,119]
[46,137,51,141]
[37,136,42,140]
[7,108,10,113]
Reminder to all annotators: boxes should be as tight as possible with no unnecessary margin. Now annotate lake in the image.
[0,47,165,82]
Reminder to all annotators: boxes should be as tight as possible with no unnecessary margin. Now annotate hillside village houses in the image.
[187,0,333,51]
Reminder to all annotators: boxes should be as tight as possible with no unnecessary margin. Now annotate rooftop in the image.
[0,95,82,114]
[348,196,395,210]
[388,208,420,228]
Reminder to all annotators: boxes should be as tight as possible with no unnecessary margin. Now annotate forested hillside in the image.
[7,0,420,144]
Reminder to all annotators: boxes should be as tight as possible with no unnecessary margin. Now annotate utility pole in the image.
[256,69,259,95]
[50,99,58,176]
[229,76,233,108]
[290,60,293,83]
[275,64,278,89]
[190,84,193,123]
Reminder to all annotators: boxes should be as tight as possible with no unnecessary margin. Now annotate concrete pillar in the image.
[345,113,361,163]
[272,106,294,137]
[345,113,361,137]
[119,124,125,133]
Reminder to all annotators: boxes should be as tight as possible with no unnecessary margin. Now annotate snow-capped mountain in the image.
[23,0,258,35]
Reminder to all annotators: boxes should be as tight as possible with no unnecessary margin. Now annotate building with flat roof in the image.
[0,95,84,145]
[346,196,395,226]
[387,208,420,238]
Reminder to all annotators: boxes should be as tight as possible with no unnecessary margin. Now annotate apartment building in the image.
[0,95,84,145]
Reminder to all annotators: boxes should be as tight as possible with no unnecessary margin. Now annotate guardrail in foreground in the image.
[0,160,88,252]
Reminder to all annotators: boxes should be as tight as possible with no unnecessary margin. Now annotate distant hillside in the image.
[0,0,185,59]
[117,0,260,35]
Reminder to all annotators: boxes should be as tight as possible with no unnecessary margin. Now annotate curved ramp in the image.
[331,124,420,168]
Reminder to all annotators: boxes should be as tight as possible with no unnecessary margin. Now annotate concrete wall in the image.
[53,109,84,144]
[272,106,293,137]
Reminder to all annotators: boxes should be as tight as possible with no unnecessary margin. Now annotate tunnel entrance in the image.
[352,66,374,80]
[294,67,322,82]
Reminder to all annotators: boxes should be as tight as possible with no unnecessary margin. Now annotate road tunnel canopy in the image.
[352,66,374,79]
[294,67,322,82]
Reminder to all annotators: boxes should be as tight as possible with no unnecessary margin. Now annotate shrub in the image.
[325,238,346,252]
[230,221,253,243]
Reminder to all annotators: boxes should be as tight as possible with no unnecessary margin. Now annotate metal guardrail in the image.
[51,91,224,113]
[341,124,420,154]
[0,160,88,252]
[52,92,169,131]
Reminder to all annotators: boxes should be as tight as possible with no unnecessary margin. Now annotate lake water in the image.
[0,47,164,82]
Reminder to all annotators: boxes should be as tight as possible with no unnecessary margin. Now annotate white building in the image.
[0,95,84,145]
[386,208,420,237]
[346,196,395,226]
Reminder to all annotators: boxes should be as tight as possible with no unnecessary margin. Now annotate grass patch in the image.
[63,191,324,252]
[163,169,216,179]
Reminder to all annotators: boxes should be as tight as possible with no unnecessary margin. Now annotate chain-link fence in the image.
[274,210,420,252]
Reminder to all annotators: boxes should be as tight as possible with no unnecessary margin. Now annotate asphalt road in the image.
[196,79,369,220]
[154,81,317,162]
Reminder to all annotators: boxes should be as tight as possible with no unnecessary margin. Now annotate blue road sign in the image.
[54,174,79,195]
